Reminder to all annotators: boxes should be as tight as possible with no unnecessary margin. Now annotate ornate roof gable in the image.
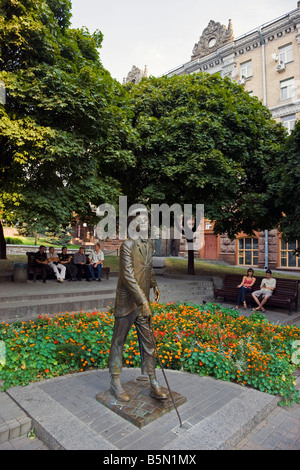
[192,19,234,59]
[123,65,148,84]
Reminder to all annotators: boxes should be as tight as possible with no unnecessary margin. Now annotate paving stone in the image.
[0,440,14,450]
[0,424,9,444]
[96,379,186,428]
[6,368,278,451]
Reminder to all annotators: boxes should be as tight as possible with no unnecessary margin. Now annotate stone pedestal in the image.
[152,257,166,275]
[96,378,186,428]
[13,262,28,283]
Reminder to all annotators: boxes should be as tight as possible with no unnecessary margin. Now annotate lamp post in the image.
[83,223,87,246]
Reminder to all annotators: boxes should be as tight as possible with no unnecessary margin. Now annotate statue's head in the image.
[127,210,149,240]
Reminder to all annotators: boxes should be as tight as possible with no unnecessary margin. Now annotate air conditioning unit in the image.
[276,62,286,72]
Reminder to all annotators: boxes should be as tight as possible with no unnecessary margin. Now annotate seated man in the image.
[73,246,91,282]
[58,247,77,281]
[47,246,66,283]
[34,245,52,283]
[252,269,276,312]
[88,243,104,282]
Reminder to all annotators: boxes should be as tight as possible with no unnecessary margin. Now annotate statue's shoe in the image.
[150,383,168,400]
[110,381,130,402]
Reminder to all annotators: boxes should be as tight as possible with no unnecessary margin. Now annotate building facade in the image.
[166,2,300,133]
[165,3,300,270]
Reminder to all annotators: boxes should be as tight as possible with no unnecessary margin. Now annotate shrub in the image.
[5,237,24,245]
[0,303,299,405]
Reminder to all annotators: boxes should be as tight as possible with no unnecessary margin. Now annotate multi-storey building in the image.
[164,2,300,271]
[166,2,300,134]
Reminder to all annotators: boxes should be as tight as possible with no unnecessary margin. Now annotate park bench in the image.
[26,252,55,281]
[26,252,110,281]
[214,273,298,315]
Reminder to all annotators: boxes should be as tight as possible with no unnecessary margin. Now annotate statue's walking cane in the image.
[148,289,183,428]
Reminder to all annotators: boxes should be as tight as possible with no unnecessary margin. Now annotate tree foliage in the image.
[124,74,286,237]
[0,0,137,257]
[0,1,290,269]
[120,74,287,273]
[272,120,300,244]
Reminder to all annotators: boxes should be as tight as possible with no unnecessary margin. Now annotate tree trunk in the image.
[0,221,7,259]
[187,241,195,275]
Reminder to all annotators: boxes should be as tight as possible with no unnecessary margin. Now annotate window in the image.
[280,240,300,268]
[282,114,296,134]
[208,38,217,48]
[238,237,258,266]
[280,78,295,100]
[278,43,293,65]
[240,60,252,79]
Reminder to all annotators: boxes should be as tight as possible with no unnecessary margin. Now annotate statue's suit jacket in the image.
[114,238,157,318]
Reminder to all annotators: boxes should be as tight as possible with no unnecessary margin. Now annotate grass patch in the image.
[0,302,299,405]
[165,257,300,280]
[5,235,77,247]
[165,258,246,278]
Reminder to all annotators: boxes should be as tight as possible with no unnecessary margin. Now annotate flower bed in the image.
[0,302,299,405]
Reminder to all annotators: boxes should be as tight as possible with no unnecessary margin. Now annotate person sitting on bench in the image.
[47,247,66,283]
[234,268,256,310]
[34,245,52,283]
[73,246,91,281]
[252,269,276,313]
[59,247,77,281]
[88,243,104,282]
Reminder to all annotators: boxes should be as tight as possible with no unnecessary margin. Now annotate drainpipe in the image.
[258,27,267,107]
[258,27,269,269]
[264,230,269,270]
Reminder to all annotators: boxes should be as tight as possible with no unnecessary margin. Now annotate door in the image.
[204,234,218,259]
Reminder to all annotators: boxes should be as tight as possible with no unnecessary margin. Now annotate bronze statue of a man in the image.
[108,213,167,402]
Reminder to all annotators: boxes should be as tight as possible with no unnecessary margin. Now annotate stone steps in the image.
[0,278,215,324]
[0,286,115,303]
[0,381,32,445]
[0,293,116,323]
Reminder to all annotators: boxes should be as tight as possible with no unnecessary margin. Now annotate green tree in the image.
[272,120,300,248]
[0,0,137,258]
[123,74,286,273]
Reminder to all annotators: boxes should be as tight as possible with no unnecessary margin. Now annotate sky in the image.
[70,0,297,83]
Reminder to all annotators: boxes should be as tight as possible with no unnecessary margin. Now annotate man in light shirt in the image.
[88,243,104,281]
[252,269,276,312]
[47,246,66,283]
